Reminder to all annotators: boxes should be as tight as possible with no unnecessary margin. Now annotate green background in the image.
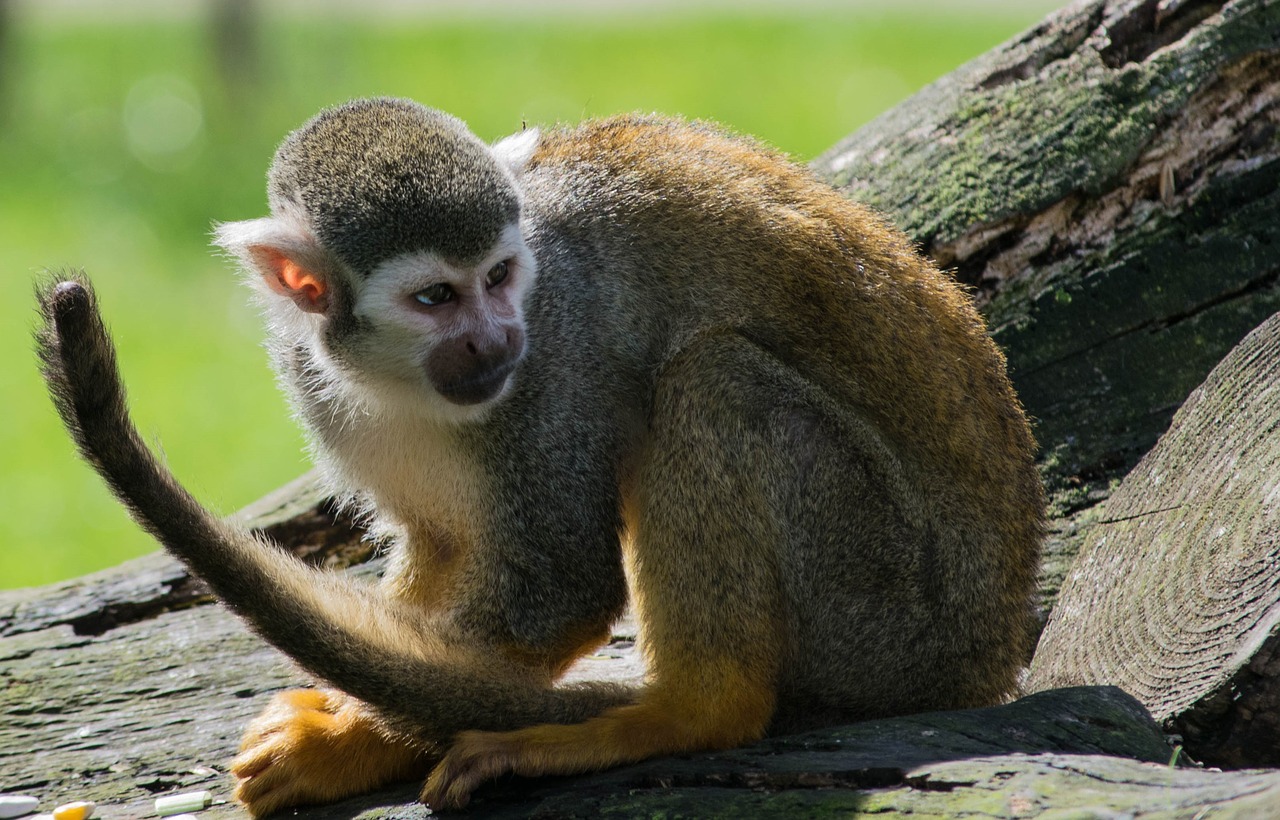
[0,2,1061,588]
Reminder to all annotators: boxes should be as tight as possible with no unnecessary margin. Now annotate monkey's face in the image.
[345,222,535,414]
[215,98,538,423]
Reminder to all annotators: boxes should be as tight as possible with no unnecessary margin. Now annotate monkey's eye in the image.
[413,284,455,306]
[486,260,510,289]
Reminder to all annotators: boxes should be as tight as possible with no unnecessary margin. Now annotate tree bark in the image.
[8,0,1280,815]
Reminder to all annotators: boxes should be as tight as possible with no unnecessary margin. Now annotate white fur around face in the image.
[349,221,537,423]
[216,213,536,567]
[287,221,537,547]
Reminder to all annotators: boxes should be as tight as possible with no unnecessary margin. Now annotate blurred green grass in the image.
[0,4,1060,589]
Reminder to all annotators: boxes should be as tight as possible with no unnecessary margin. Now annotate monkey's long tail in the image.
[35,274,627,738]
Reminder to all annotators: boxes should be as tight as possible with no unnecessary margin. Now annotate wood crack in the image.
[945,50,1280,309]
[978,3,1107,90]
[65,577,215,637]
[1100,0,1227,69]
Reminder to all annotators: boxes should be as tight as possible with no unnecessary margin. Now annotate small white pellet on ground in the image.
[51,801,95,820]
[164,815,200,820]
[0,795,40,818]
[155,791,212,817]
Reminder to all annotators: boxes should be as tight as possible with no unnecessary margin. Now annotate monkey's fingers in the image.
[420,675,774,811]
[236,689,336,760]
[420,730,516,809]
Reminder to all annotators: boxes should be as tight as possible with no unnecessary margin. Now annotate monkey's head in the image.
[215,98,536,418]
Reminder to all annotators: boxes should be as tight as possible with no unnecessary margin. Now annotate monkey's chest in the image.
[331,423,483,545]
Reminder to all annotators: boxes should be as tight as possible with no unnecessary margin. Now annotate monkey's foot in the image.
[232,688,431,818]
[421,682,773,809]
[421,722,623,810]
[421,729,530,810]
[419,726,519,808]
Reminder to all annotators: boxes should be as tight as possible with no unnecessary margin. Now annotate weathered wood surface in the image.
[6,572,1279,820]
[0,481,360,817]
[1028,310,1280,768]
[812,0,1280,619]
[4,431,1270,815]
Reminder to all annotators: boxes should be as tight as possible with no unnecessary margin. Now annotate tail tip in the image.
[47,279,91,313]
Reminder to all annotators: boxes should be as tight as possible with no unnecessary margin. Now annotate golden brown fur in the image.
[36,100,1043,816]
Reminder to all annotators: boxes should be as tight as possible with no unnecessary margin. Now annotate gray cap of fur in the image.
[268,98,521,273]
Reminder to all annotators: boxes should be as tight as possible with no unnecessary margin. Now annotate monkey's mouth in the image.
[434,359,520,406]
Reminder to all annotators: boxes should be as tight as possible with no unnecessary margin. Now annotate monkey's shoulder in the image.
[527,115,799,196]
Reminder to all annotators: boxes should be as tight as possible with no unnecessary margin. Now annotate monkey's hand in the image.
[232,689,432,818]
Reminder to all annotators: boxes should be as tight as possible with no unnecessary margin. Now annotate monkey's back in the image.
[521,116,1044,719]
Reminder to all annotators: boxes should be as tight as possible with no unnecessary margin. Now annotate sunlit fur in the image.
[37,98,1044,817]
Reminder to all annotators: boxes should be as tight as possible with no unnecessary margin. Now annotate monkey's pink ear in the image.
[214,218,332,315]
[258,249,329,314]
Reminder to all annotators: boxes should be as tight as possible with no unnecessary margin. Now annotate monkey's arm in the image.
[35,276,632,736]
[422,332,792,808]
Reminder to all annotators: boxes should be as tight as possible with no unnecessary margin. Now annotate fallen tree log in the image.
[1028,309,1280,769]
[6,570,1279,820]
[7,0,1280,816]
[5,521,1279,816]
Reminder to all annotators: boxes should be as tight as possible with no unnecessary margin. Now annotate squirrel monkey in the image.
[36,98,1043,815]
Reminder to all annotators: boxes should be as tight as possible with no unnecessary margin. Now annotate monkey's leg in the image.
[423,334,793,809]
[231,689,433,817]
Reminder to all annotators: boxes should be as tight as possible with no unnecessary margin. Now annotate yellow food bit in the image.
[52,802,95,820]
